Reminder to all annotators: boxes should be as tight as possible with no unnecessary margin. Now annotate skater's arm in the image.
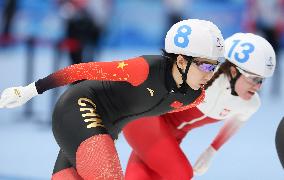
[210,116,246,150]
[211,95,261,150]
[193,116,245,176]
[194,100,261,176]
[0,57,149,108]
[36,57,149,94]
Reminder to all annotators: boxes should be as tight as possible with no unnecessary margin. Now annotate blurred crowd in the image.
[0,0,283,117]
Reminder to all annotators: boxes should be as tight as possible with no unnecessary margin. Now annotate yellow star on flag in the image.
[117,61,128,70]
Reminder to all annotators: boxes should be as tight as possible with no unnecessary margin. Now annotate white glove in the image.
[0,82,38,108]
[193,145,217,176]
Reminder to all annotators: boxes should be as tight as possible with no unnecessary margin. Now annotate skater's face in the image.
[175,55,219,90]
[231,67,263,100]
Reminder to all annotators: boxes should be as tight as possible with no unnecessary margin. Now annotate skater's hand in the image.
[193,145,216,176]
[0,82,38,108]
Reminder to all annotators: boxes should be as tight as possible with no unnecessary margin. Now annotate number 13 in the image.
[227,40,255,63]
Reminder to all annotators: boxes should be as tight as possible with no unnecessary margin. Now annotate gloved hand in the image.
[0,82,38,108]
[193,145,217,176]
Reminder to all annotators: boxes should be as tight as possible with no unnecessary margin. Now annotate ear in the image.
[230,66,238,78]
[176,55,187,70]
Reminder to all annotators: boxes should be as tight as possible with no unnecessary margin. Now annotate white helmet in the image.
[165,19,225,61]
[225,33,276,77]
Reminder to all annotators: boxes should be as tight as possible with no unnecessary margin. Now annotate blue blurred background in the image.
[0,0,283,179]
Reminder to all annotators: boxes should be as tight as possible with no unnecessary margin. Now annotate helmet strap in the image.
[176,57,192,94]
[229,70,241,96]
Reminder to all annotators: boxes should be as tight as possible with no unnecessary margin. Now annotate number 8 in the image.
[174,25,192,48]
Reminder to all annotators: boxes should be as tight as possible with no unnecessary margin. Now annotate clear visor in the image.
[236,67,264,84]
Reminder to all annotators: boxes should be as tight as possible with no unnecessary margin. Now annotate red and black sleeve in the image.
[35,57,149,94]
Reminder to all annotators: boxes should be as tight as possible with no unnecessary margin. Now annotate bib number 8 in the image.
[174,25,192,48]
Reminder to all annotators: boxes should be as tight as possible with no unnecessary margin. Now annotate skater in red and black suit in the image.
[0,19,224,180]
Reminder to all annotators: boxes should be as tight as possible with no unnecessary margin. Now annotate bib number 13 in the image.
[174,25,192,48]
[228,39,255,63]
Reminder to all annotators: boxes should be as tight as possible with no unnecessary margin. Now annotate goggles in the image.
[192,59,219,73]
[236,67,264,84]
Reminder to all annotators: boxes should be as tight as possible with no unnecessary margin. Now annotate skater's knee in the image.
[76,134,123,179]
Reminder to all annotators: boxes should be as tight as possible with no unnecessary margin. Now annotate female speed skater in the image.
[276,117,284,169]
[0,19,224,180]
[123,32,276,180]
